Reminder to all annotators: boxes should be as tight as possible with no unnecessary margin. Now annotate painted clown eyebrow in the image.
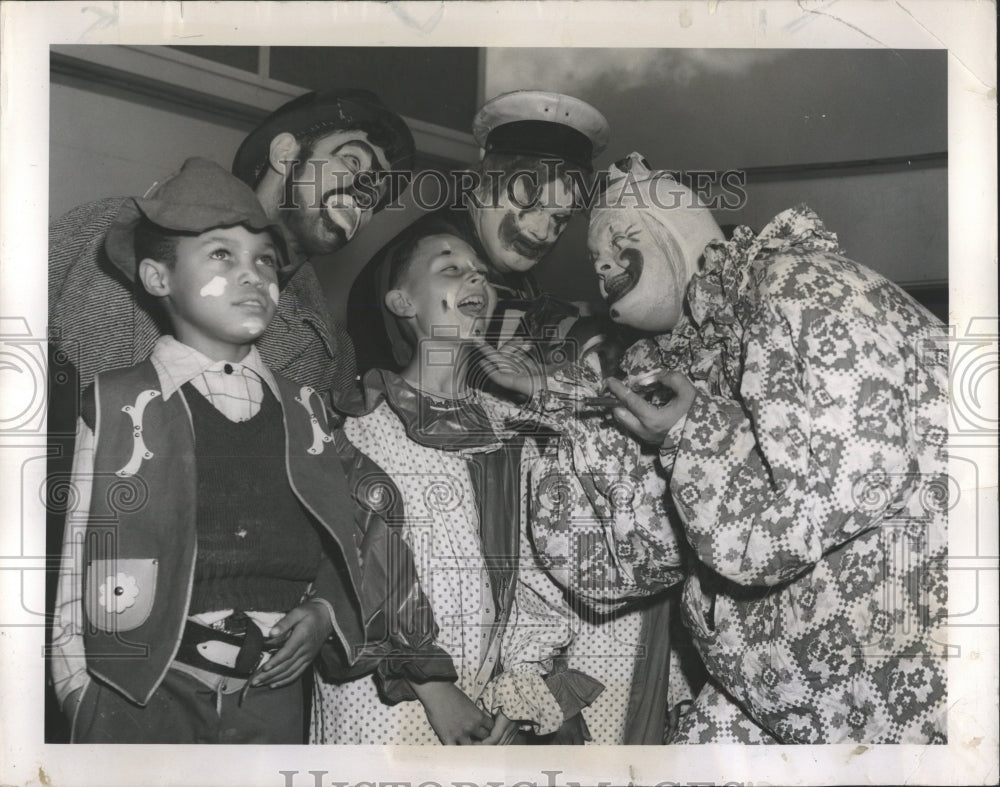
[331,140,384,172]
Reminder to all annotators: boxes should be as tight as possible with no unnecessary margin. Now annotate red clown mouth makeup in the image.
[498,213,552,260]
[603,248,643,304]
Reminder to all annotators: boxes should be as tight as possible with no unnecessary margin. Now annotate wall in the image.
[50,81,250,220]
[723,166,948,284]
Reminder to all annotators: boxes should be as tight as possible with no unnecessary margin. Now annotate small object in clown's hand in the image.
[629,370,676,407]
[578,395,622,409]
[548,370,675,412]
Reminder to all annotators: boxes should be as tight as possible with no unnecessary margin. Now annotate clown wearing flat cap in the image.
[347,90,610,376]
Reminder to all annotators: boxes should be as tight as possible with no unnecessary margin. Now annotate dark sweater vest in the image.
[182,383,321,615]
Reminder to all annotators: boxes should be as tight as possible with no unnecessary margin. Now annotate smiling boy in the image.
[49,158,453,743]
[383,230,497,380]
[312,218,601,745]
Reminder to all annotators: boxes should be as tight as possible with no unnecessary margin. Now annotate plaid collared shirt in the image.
[150,336,275,422]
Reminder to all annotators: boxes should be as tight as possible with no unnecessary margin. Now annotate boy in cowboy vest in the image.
[50,158,454,743]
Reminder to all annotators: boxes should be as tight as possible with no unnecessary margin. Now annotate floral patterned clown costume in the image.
[519,157,949,744]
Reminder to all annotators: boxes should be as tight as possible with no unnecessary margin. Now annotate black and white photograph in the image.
[0,2,996,786]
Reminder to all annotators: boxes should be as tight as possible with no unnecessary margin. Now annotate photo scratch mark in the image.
[895,0,994,91]
[792,0,898,54]
[388,1,444,35]
[79,3,120,41]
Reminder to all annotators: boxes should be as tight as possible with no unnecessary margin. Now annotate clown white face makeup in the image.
[588,155,726,333]
[139,225,280,361]
[280,130,390,257]
[589,210,693,332]
[471,174,577,275]
[386,234,497,343]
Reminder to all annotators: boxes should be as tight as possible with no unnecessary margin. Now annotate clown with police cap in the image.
[347,89,610,376]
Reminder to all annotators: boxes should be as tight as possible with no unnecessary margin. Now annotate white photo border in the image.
[1,2,996,786]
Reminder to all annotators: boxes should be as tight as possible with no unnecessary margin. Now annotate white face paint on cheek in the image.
[443,291,457,311]
[268,283,280,305]
[242,317,265,335]
[199,276,227,297]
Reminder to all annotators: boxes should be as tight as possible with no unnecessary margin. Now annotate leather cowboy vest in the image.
[82,360,371,705]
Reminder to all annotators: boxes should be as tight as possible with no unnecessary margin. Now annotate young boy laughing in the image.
[312,218,602,745]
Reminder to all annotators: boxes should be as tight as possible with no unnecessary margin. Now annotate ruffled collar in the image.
[347,368,512,453]
[689,203,842,328]
[621,205,842,393]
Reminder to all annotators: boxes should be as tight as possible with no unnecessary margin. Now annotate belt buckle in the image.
[213,612,251,638]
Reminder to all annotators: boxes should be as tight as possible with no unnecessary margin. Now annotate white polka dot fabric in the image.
[566,607,642,744]
[312,401,493,744]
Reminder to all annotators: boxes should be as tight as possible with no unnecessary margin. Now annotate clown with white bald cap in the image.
[590,153,724,333]
[493,153,949,744]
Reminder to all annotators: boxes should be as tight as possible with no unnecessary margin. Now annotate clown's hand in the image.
[605,371,695,446]
[473,339,547,400]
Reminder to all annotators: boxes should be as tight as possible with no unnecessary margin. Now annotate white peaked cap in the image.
[473,90,610,169]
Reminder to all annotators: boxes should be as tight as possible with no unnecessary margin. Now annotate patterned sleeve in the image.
[664,252,943,586]
[501,485,579,673]
[487,361,686,610]
[478,532,574,735]
[529,433,685,611]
